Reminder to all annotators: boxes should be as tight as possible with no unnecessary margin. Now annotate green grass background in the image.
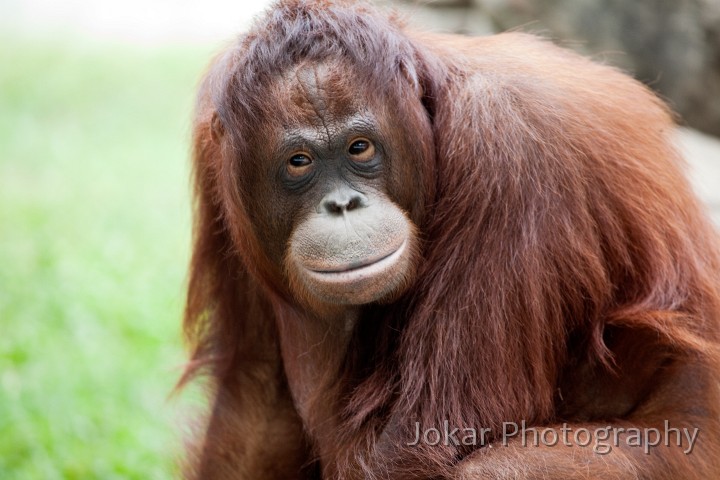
[0,34,214,478]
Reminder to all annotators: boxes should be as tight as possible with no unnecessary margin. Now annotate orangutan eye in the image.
[348,138,375,161]
[287,153,313,176]
[289,153,311,167]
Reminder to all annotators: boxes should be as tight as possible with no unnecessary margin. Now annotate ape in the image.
[180,1,720,479]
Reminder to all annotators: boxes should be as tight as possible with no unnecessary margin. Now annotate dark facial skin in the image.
[238,62,423,307]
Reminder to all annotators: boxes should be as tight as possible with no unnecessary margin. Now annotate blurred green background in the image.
[0,37,211,478]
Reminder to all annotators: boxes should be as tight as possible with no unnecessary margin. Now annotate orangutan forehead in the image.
[279,61,362,125]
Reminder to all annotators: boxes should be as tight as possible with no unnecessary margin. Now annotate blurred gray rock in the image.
[478,0,720,137]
